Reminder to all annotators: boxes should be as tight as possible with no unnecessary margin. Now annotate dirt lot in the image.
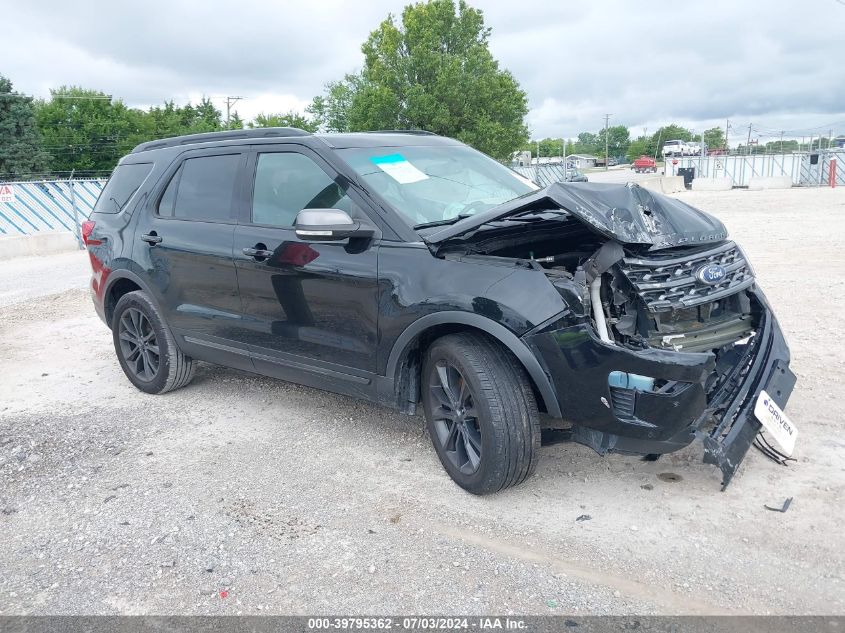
[1,186,844,615]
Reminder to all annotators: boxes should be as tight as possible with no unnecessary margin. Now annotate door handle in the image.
[242,245,274,260]
[141,233,162,245]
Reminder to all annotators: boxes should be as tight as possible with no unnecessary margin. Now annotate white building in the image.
[566,154,597,169]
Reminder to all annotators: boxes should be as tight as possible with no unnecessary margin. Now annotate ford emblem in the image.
[696,263,726,285]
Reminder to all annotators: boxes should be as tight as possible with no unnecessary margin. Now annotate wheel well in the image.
[393,323,547,415]
[104,278,142,327]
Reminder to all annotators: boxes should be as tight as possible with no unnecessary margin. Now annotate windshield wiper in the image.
[511,209,569,220]
[413,214,471,230]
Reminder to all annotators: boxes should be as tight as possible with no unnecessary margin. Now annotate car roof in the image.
[316,132,463,149]
[128,127,462,156]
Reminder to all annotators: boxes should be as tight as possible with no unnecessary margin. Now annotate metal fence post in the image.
[68,170,84,249]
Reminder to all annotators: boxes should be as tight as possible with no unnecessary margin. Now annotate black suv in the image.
[84,128,795,494]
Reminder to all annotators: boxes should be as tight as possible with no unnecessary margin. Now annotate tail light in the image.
[80,220,100,246]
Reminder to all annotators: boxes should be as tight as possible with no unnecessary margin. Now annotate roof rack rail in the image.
[130,127,311,154]
[363,129,437,136]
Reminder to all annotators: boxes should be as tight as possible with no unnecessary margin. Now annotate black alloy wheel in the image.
[429,360,483,475]
[117,307,160,382]
[111,290,196,394]
[421,333,540,495]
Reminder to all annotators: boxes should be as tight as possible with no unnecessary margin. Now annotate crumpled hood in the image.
[423,182,728,250]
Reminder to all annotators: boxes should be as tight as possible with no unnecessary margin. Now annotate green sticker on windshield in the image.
[370,153,429,184]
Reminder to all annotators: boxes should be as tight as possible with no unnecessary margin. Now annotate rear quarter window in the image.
[94,163,153,214]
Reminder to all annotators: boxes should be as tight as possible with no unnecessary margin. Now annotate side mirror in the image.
[294,209,376,241]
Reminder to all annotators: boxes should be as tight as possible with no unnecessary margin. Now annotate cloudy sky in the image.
[3,0,843,143]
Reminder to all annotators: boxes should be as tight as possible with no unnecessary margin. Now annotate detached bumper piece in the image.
[699,310,796,489]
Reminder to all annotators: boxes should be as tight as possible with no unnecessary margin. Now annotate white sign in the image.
[0,184,14,203]
[754,390,797,455]
[370,153,429,184]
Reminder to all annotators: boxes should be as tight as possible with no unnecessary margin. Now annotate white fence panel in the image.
[0,179,107,238]
[668,151,844,187]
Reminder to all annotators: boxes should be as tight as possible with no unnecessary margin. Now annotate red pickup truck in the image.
[632,156,657,173]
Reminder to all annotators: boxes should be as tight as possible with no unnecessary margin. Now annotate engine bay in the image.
[439,214,758,356]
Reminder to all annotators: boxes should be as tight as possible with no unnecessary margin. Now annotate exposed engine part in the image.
[590,277,612,344]
[457,220,756,356]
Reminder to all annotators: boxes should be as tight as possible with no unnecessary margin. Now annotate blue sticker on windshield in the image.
[370,153,428,183]
[371,153,405,165]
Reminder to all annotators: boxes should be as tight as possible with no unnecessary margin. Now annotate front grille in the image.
[618,241,754,312]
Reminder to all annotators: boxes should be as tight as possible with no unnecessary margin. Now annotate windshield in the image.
[337,145,537,227]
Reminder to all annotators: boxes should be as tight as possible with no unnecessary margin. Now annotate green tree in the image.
[190,97,223,132]
[226,111,244,130]
[520,137,565,158]
[145,97,224,137]
[0,75,50,176]
[596,125,630,160]
[626,136,652,161]
[309,0,529,160]
[249,110,319,132]
[572,132,599,156]
[651,124,693,148]
[543,138,563,158]
[702,127,725,150]
[34,87,145,172]
[307,74,362,133]
[764,138,799,153]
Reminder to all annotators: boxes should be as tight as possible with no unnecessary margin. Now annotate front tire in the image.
[112,290,195,394]
[422,333,540,495]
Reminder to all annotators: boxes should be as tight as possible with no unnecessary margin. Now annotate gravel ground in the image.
[0,250,90,307]
[0,186,843,615]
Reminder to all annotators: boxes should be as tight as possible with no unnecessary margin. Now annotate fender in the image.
[383,311,562,418]
[101,266,163,321]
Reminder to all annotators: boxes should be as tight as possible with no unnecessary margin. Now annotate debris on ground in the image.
[764,497,793,513]
[657,473,683,483]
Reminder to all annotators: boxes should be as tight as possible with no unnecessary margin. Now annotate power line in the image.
[51,95,113,100]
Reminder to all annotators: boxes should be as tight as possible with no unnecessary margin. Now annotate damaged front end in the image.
[424,182,797,487]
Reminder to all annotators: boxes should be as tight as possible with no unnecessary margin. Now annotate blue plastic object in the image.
[608,371,655,392]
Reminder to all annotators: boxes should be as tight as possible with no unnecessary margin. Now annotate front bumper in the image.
[522,290,795,487]
[698,306,796,488]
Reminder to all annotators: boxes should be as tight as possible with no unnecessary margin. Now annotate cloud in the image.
[3,0,843,142]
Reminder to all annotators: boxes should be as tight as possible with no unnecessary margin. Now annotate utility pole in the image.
[225,96,244,128]
[725,118,730,153]
[604,113,611,170]
[746,123,752,155]
[653,128,663,162]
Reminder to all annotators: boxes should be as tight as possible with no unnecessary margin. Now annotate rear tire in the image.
[422,333,540,495]
[112,290,195,394]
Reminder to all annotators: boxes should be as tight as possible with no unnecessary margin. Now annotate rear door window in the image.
[158,154,241,221]
[94,163,153,214]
